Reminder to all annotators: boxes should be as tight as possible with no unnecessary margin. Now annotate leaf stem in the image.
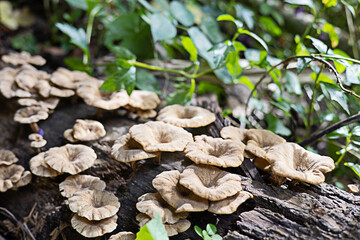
[335,135,351,167]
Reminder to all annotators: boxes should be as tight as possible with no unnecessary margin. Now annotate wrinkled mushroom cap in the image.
[2,51,46,66]
[0,68,32,99]
[152,170,208,213]
[208,191,253,214]
[184,135,244,167]
[72,119,106,141]
[44,144,97,175]
[12,170,32,189]
[29,152,59,177]
[50,86,75,97]
[129,121,193,152]
[14,106,48,124]
[28,133,43,141]
[111,133,157,162]
[59,174,106,198]
[35,80,52,98]
[0,150,19,165]
[136,109,157,119]
[255,142,335,184]
[109,231,136,240]
[63,129,78,143]
[0,164,25,192]
[220,126,246,149]
[136,192,188,224]
[128,90,160,110]
[50,67,96,89]
[157,105,216,128]
[69,190,120,221]
[19,97,59,110]
[71,214,118,238]
[179,164,242,201]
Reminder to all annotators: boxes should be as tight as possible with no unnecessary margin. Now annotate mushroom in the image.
[14,106,49,132]
[1,51,46,66]
[72,119,106,141]
[69,190,120,221]
[18,97,60,110]
[0,149,19,165]
[128,90,160,110]
[0,68,32,99]
[152,170,209,213]
[63,129,78,143]
[34,80,52,98]
[15,69,50,92]
[208,191,253,214]
[254,142,335,185]
[0,164,25,192]
[28,133,47,151]
[136,192,188,224]
[184,135,244,167]
[12,170,32,190]
[179,164,242,201]
[44,144,97,175]
[59,174,106,198]
[109,231,136,240]
[71,214,118,238]
[136,109,157,119]
[49,86,75,98]
[50,67,96,90]
[348,184,359,194]
[29,152,59,177]
[156,105,216,128]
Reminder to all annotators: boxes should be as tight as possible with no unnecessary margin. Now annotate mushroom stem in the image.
[131,161,138,172]
[96,108,103,119]
[153,153,161,165]
[30,123,40,133]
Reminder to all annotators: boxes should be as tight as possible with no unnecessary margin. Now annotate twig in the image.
[0,207,26,240]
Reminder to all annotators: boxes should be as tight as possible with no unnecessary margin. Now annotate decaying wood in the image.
[0,96,359,240]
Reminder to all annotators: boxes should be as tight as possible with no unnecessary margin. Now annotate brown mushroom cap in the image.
[184,135,244,167]
[71,214,118,238]
[0,164,25,192]
[152,170,209,213]
[15,69,50,92]
[220,126,246,149]
[109,231,136,240]
[129,121,193,152]
[208,191,253,214]
[14,106,49,124]
[59,174,106,198]
[156,105,216,128]
[136,192,188,224]
[44,144,97,175]
[2,51,46,66]
[69,190,120,221]
[0,150,19,165]
[50,67,96,89]
[111,133,157,162]
[128,90,160,110]
[72,119,106,141]
[29,152,59,177]
[255,142,335,185]
[179,164,242,201]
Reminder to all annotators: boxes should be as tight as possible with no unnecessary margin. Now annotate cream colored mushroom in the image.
[0,150,19,165]
[0,164,25,192]
[34,80,52,98]
[136,109,157,119]
[18,97,60,110]
[14,106,48,132]
[208,191,253,214]
[29,152,59,177]
[136,192,188,224]
[69,190,120,221]
[72,119,106,141]
[28,133,46,150]
[254,142,335,185]
[63,129,78,143]
[71,214,118,238]
[184,135,244,167]
[44,144,97,175]
[0,69,32,99]
[156,105,216,128]
[15,69,50,92]
[50,86,75,97]
[50,67,96,89]
[109,231,136,240]
[12,170,32,189]
[2,51,46,66]
[128,90,160,110]
[348,184,359,194]
[59,174,106,198]
[152,170,209,213]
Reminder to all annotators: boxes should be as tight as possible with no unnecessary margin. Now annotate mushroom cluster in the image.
[64,119,106,143]
[0,149,32,192]
[124,90,160,118]
[28,133,47,152]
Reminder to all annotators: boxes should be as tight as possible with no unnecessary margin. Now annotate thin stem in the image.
[314,53,360,65]
[327,140,360,160]
[345,7,359,59]
[131,61,193,78]
[84,5,102,65]
[335,135,351,167]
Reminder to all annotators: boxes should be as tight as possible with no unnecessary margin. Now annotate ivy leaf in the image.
[194,226,203,237]
[226,51,242,80]
[332,49,351,74]
[217,14,243,29]
[297,57,312,74]
[199,15,224,43]
[322,0,337,7]
[112,46,136,60]
[265,114,291,136]
[234,3,254,30]
[285,71,302,95]
[181,36,197,62]
[56,23,88,54]
[170,1,194,27]
[238,29,268,52]
[306,36,328,53]
[135,69,161,94]
[150,13,177,42]
[320,83,350,114]
[100,66,136,95]
[346,65,360,84]
[136,213,169,240]
[322,22,339,48]
[259,16,282,36]
[344,162,360,180]
[284,0,315,11]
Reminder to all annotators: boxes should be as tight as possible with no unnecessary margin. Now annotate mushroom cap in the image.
[255,142,335,185]
[109,231,136,240]
[19,97,60,110]
[50,86,75,97]
[111,133,157,162]
[15,69,50,92]
[0,164,25,192]
[28,133,43,141]
[136,192,188,224]
[220,126,246,149]
[50,67,96,89]
[128,90,160,110]
[136,109,157,119]
[59,174,106,198]
[69,190,120,221]
[179,164,242,201]
[129,121,193,152]
[63,129,78,143]
[72,119,106,141]
[14,106,49,124]
[184,135,244,167]
[71,214,118,238]
[30,139,47,148]
[2,51,46,66]
[12,170,32,189]
[34,79,52,97]
[44,144,97,175]
[156,105,216,128]
[152,170,209,213]
[0,72,32,99]
[29,152,59,177]
[0,150,19,165]
[348,184,359,193]
[208,191,253,214]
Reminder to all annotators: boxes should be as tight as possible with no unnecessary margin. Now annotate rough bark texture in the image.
[0,95,359,240]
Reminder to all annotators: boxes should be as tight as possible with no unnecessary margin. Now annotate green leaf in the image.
[181,36,197,62]
[285,0,315,10]
[265,114,292,136]
[326,126,350,139]
[238,29,268,52]
[285,71,302,95]
[259,16,282,36]
[64,57,92,74]
[65,0,88,10]
[112,46,136,60]
[194,225,203,237]
[270,100,291,117]
[209,42,233,67]
[310,73,335,84]
[166,79,195,105]
[136,213,169,240]
[352,126,360,136]
[206,224,217,236]
[199,15,224,43]
[332,49,351,74]
[234,3,254,29]
[217,14,243,29]
[306,36,328,53]
[100,66,136,95]
[56,22,88,54]
[237,76,256,96]
[346,65,360,84]
[233,41,247,52]
[150,13,177,42]
[297,57,312,74]
[269,67,282,88]
[226,51,242,79]
[322,0,337,7]
[135,69,161,94]
[10,32,40,54]
[344,162,360,180]
[320,83,350,114]
[170,1,194,27]
[212,235,223,240]
[322,22,339,48]
[196,81,225,100]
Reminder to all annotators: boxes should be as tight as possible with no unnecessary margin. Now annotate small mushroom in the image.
[152,170,209,213]
[29,152,59,177]
[69,190,120,221]
[15,69,50,92]
[0,164,25,192]
[63,129,78,143]
[34,80,52,97]
[128,90,160,110]
[71,214,118,238]
[136,109,157,119]
[44,144,97,175]
[0,68,32,99]
[50,67,96,89]
[12,170,32,189]
[72,119,106,141]
[0,150,19,165]
[208,191,253,214]
[14,106,49,132]
[18,97,60,110]
[59,174,106,198]
[109,231,136,240]
[49,86,75,98]
[156,105,216,128]
[28,133,47,151]
[2,51,46,66]
[184,135,244,167]
[348,184,359,194]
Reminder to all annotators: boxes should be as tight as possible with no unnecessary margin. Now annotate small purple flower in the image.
[38,128,44,136]
[295,7,304,16]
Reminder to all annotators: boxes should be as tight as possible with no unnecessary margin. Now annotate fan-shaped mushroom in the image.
[128,90,160,110]
[2,51,46,66]
[0,150,19,165]
[71,214,118,238]
[50,67,96,89]
[109,231,136,240]
[29,152,59,177]
[14,106,49,132]
[0,164,25,192]
[208,191,253,214]
[59,174,106,198]
[72,119,106,141]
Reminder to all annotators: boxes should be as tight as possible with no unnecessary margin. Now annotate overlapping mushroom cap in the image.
[254,142,335,184]
[0,67,32,99]
[71,119,106,141]
[184,135,244,167]
[14,106,49,124]
[129,121,193,152]
[109,231,136,240]
[156,105,216,128]
[71,214,118,238]
[18,97,60,110]
[0,164,26,192]
[208,191,253,214]
[50,67,96,89]
[128,90,160,110]
[0,150,19,165]
[59,174,106,198]
[29,152,59,177]
[2,51,46,66]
